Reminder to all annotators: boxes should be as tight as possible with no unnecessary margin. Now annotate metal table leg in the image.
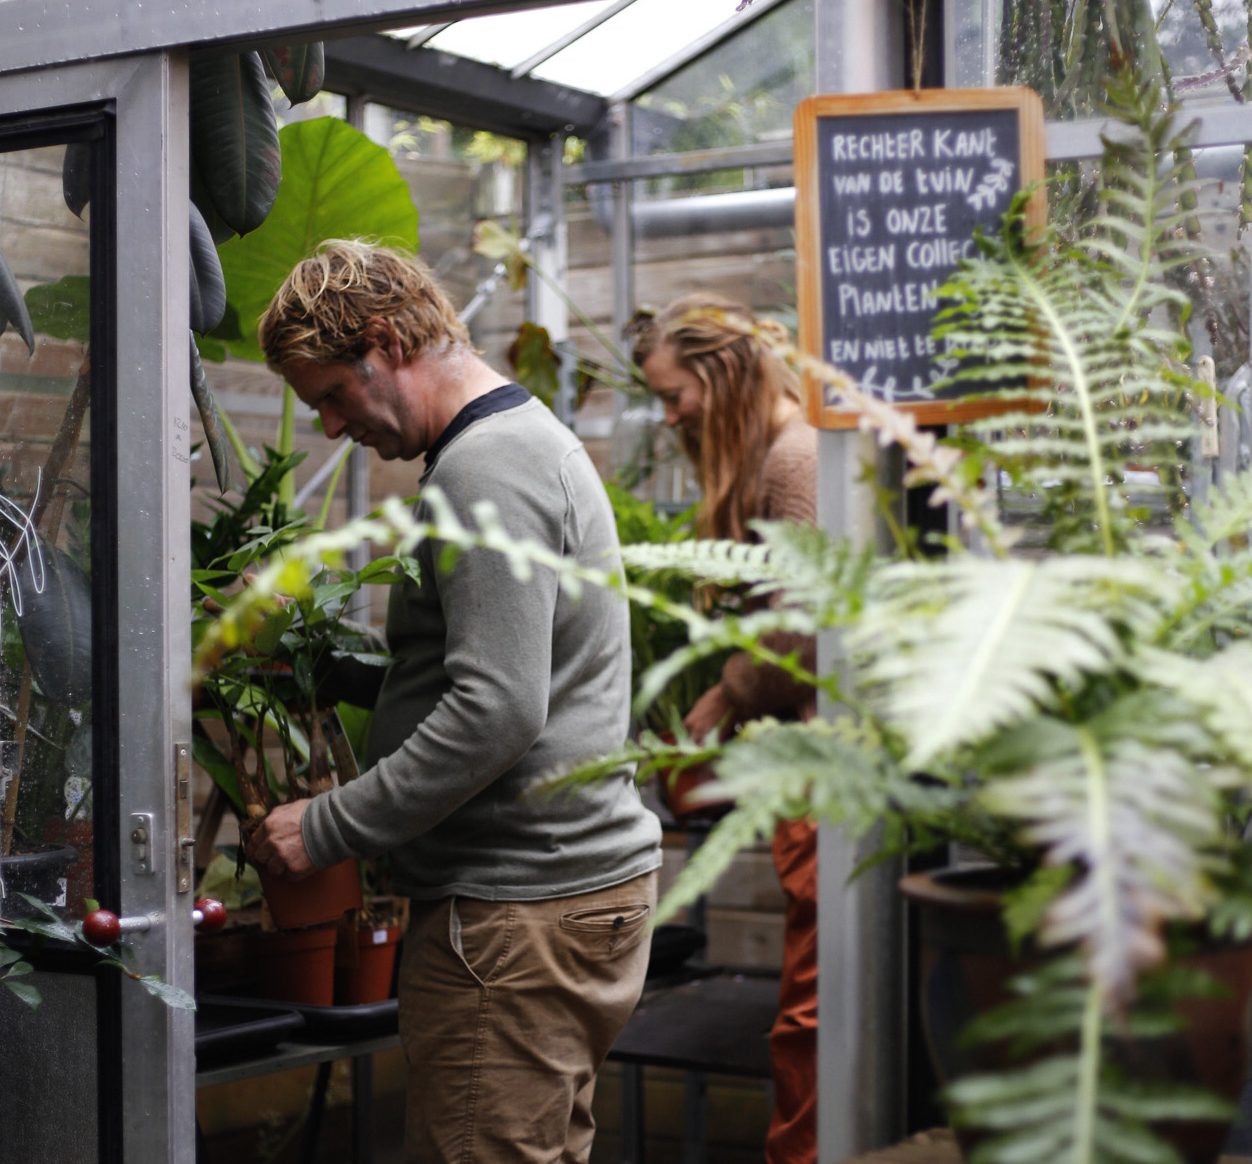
[301,1061,333,1163]
[351,1054,374,1163]
[621,1062,644,1163]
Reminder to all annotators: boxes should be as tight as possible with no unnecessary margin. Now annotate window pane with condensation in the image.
[954,1,1252,120]
[0,134,99,1163]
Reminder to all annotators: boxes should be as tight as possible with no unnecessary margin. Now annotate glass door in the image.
[0,55,194,1164]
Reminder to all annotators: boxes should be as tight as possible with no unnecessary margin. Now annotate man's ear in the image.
[364,317,403,367]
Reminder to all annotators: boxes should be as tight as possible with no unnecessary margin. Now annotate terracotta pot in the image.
[654,732,733,826]
[901,866,1252,1164]
[257,857,362,930]
[335,924,402,1005]
[248,922,338,1006]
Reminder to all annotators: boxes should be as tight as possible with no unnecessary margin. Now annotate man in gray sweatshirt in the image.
[247,239,661,1163]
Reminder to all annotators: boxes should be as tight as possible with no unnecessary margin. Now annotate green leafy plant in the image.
[189,112,422,875]
[188,74,1252,1164]
[545,77,1252,1164]
[191,447,414,829]
[0,895,195,1011]
[212,116,420,366]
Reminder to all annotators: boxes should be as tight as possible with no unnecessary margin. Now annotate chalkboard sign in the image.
[795,88,1045,429]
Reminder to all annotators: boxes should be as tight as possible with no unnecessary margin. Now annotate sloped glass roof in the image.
[385,0,788,100]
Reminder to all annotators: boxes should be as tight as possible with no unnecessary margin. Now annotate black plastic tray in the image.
[281,997,400,1043]
[195,996,306,1066]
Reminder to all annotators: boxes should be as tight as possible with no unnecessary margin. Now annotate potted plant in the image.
[188,76,1252,1159]
[190,440,416,916]
[535,76,1252,1164]
[334,890,408,1006]
[604,482,738,824]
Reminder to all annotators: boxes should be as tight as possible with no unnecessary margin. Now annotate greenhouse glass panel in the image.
[0,132,104,1163]
[361,104,526,383]
[532,0,756,95]
[570,161,797,500]
[273,87,347,125]
[410,1,620,71]
[962,1,1252,121]
[633,0,814,155]
[0,141,96,916]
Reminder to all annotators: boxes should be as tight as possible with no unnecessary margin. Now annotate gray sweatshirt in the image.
[301,395,662,900]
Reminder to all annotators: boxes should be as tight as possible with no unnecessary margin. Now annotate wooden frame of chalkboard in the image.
[795,87,1046,430]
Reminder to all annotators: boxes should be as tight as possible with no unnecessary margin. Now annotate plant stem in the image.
[278,387,297,510]
[1072,980,1103,1164]
[1016,249,1115,556]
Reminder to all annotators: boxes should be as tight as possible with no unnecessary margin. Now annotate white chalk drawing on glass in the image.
[2,471,93,709]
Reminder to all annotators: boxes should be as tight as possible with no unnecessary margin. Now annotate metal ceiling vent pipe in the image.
[588,181,796,239]
[632,185,795,238]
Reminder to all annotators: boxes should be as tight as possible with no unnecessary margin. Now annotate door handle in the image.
[80,897,227,946]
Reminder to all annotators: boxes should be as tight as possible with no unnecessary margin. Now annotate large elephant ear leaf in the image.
[189,202,227,335]
[190,51,281,236]
[25,276,90,344]
[217,116,419,362]
[190,337,232,494]
[62,142,92,217]
[263,43,325,107]
[191,157,236,246]
[0,248,35,354]
[16,544,93,706]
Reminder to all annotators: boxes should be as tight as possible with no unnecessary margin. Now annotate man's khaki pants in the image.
[398,870,658,1163]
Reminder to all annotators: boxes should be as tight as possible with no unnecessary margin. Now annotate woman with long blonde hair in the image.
[634,293,819,1164]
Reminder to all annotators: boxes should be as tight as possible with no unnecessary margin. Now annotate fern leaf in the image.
[1181,466,1252,552]
[657,800,779,922]
[852,557,1174,768]
[654,719,914,920]
[621,537,779,587]
[978,694,1231,1001]
[1140,640,1252,761]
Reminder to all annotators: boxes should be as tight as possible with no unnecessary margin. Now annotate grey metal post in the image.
[814,3,909,1161]
[610,99,635,428]
[527,134,570,343]
[344,93,372,613]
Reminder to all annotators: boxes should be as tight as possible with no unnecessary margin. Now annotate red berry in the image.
[194,898,227,933]
[82,909,121,946]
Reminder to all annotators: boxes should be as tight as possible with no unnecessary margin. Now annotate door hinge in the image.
[175,741,192,894]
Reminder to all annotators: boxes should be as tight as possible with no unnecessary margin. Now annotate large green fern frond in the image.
[977,693,1233,1002]
[1139,641,1252,763]
[933,79,1205,558]
[948,960,1233,1164]
[655,718,917,921]
[633,604,830,720]
[1178,466,1252,555]
[1085,72,1209,330]
[620,537,779,587]
[850,556,1177,769]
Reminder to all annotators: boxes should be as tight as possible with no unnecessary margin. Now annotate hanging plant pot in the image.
[901,866,1252,1164]
[0,843,76,918]
[257,857,362,931]
[247,922,337,1006]
[335,923,402,1006]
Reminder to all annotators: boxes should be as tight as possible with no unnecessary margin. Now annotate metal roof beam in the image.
[325,33,606,138]
[610,0,792,103]
[0,0,589,76]
[404,22,456,49]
